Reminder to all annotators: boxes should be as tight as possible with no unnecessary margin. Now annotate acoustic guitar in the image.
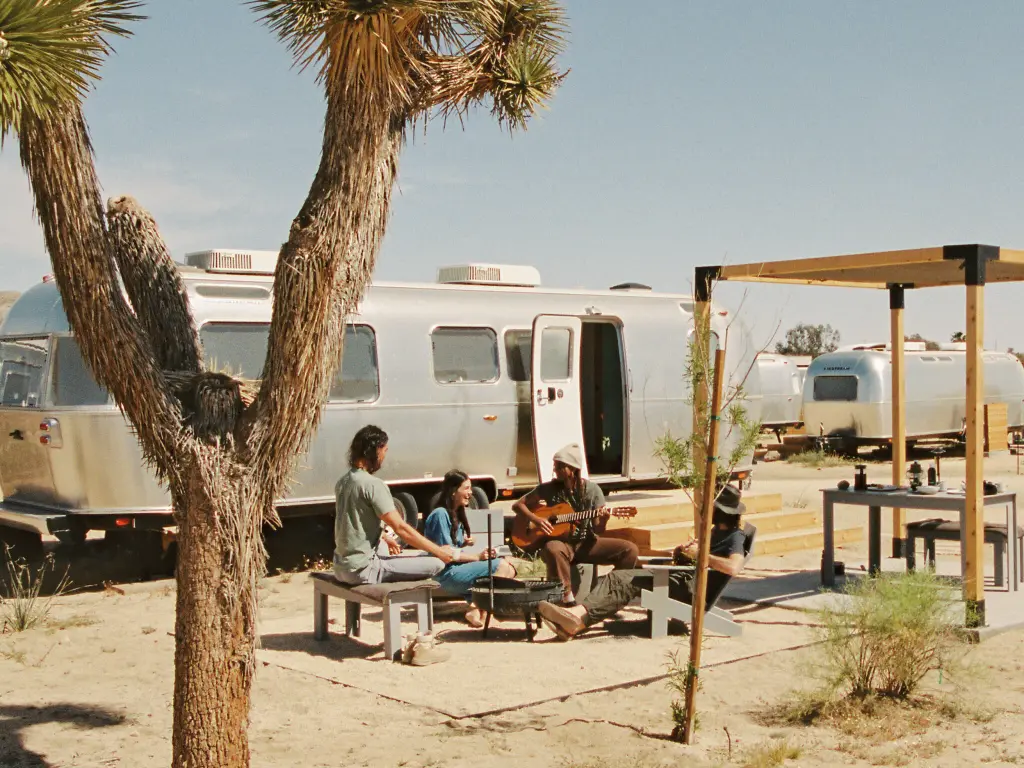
[511,502,638,550]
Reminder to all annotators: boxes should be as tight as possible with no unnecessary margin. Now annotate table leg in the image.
[822,497,836,588]
[869,506,881,576]
[1013,498,1019,592]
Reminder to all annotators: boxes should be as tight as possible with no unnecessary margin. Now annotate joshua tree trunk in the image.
[18,50,404,768]
[171,463,254,768]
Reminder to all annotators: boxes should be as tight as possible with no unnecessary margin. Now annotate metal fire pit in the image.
[468,577,563,641]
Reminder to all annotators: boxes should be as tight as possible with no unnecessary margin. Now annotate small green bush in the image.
[815,570,966,699]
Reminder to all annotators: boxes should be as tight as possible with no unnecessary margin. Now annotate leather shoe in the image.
[537,600,585,640]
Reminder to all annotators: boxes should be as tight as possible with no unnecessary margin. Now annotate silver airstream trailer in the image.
[0,252,758,545]
[802,347,1024,448]
[752,353,808,436]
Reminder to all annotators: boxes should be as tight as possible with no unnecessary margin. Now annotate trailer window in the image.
[540,327,573,380]
[200,323,269,379]
[813,375,857,402]
[52,337,109,406]
[504,330,532,382]
[328,325,379,402]
[0,338,48,407]
[431,327,499,384]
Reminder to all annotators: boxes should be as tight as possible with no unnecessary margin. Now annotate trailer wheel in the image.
[392,492,419,530]
[469,486,490,509]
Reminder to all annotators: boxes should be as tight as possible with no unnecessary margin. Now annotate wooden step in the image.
[605,492,784,531]
[606,508,818,551]
[751,525,863,558]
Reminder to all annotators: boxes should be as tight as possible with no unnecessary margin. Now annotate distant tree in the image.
[951,331,966,343]
[905,333,939,351]
[775,323,840,358]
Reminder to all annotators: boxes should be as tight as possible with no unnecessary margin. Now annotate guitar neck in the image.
[551,508,605,525]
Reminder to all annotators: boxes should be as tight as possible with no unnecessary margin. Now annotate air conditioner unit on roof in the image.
[437,263,540,287]
[185,249,279,275]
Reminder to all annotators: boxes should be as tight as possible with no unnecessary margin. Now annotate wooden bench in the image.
[906,518,1024,589]
[311,573,439,661]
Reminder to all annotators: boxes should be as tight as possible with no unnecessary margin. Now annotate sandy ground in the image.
[4,450,1024,767]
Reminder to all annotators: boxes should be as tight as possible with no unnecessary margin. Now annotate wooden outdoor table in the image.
[820,487,1018,589]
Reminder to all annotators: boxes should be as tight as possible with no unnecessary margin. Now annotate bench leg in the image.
[416,600,432,634]
[383,602,402,661]
[906,537,917,573]
[926,540,936,569]
[345,600,361,638]
[314,590,329,641]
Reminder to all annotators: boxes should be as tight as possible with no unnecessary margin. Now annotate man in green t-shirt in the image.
[334,425,453,584]
[512,443,639,603]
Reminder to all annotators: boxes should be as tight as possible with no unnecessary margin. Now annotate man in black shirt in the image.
[537,484,748,640]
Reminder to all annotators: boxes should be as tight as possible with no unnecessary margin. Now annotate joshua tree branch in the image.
[17,109,182,482]
[247,82,403,520]
[106,195,202,374]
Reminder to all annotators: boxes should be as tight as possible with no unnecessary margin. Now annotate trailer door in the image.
[531,315,586,483]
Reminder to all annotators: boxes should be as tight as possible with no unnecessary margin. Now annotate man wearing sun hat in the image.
[511,443,639,603]
[536,483,749,640]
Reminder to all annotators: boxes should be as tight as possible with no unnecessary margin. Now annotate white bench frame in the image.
[312,574,435,661]
[639,565,741,638]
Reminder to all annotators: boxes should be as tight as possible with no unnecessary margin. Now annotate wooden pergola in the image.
[696,244,1024,627]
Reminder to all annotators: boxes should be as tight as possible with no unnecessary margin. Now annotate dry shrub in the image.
[786,447,851,468]
[1,547,69,633]
[739,737,801,768]
[816,570,967,698]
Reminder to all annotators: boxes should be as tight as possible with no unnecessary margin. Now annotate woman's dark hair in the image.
[348,425,389,472]
[711,505,742,531]
[440,469,471,542]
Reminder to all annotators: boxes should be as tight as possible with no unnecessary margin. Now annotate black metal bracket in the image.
[694,265,721,303]
[887,283,911,310]
[943,244,999,286]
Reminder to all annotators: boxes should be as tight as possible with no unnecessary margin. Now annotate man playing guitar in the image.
[512,443,639,604]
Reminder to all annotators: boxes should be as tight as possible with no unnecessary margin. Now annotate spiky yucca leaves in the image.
[250,0,567,127]
[0,0,141,138]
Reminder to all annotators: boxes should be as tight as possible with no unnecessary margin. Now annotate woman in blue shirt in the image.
[424,470,517,627]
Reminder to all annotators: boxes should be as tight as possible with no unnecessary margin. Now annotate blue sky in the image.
[4,1,1024,351]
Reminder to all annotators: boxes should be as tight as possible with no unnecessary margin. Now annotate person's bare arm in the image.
[381,510,454,564]
[674,541,745,577]
[511,490,553,535]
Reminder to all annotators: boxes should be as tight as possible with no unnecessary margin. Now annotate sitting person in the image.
[333,425,454,585]
[511,443,639,604]
[537,484,748,640]
[423,470,517,627]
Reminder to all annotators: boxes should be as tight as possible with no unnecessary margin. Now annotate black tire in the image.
[392,491,419,529]
[469,486,490,509]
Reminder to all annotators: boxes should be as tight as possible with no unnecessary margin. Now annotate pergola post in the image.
[889,284,907,558]
[963,252,988,627]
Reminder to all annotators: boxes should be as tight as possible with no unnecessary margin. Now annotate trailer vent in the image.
[437,263,540,287]
[609,282,652,291]
[185,249,279,275]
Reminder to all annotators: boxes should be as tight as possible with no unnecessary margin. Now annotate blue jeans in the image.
[335,551,445,585]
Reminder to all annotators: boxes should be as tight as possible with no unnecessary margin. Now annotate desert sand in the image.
[4,452,1024,767]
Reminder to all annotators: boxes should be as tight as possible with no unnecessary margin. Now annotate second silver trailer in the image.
[802,348,1024,448]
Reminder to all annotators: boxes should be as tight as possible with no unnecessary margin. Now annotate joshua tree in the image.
[2,2,566,767]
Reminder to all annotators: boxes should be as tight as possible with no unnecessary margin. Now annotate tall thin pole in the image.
[965,281,985,626]
[681,346,727,745]
[890,285,907,557]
